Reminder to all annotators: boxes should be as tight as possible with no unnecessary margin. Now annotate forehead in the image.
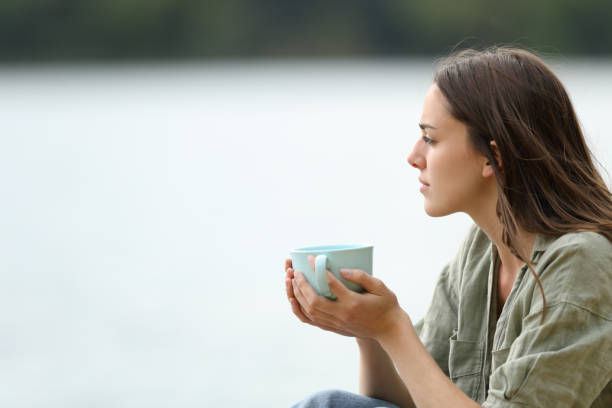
[420,83,454,129]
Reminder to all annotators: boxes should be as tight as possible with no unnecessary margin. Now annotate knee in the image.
[293,389,352,408]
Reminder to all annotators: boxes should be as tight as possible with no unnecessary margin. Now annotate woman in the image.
[284,47,612,407]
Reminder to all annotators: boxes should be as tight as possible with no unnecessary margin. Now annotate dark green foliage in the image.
[1,0,611,61]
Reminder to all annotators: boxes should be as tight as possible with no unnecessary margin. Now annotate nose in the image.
[407,139,426,170]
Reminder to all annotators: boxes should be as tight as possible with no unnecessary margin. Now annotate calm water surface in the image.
[0,59,610,407]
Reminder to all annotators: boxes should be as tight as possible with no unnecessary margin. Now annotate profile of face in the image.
[407,84,497,218]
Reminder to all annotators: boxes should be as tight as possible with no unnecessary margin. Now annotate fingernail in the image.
[340,269,351,277]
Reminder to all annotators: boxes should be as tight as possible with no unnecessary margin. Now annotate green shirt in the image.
[415,225,612,407]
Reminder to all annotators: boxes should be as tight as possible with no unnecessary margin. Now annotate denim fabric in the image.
[291,389,399,408]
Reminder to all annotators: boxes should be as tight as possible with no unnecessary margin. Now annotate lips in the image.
[418,177,430,186]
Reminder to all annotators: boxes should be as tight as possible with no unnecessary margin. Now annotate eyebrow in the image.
[419,122,437,130]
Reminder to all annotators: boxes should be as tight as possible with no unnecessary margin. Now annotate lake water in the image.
[1,59,610,407]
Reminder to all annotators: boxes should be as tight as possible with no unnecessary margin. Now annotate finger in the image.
[291,277,310,314]
[286,267,294,279]
[285,258,292,271]
[293,270,330,305]
[290,296,338,327]
[340,269,383,294]
[326,271,352,299]
[306,255,331,282]
[291,282,318,322]
[293,271,339,319]
[308,255,315,272]
[290,298,352,336]
[306,255,333,291]
[286,274,312,309]
[290,277,355,333]
[286,277,295,301]
[289,297,312,323]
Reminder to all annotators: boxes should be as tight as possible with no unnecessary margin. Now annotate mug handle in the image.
[315,254,336,300]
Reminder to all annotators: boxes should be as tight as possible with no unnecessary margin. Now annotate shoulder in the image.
[543,230,612,255]
[538,230,612,273]
[535,231,612,318]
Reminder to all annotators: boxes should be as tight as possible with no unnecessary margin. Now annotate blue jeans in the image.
[291,389,399,408]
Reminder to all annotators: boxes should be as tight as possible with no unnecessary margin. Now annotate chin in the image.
[424,201,453,218]
[425,208,447,217]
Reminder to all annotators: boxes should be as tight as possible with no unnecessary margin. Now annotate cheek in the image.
[430,151,482,199]
[429,150,459,184]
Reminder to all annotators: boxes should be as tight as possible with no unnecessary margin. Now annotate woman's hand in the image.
[285,258,357,337]
[285,256,406,341]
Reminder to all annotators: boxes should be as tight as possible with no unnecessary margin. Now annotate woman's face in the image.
[407,83,494,217]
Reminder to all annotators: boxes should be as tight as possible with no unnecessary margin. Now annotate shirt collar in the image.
[531,233,556,263]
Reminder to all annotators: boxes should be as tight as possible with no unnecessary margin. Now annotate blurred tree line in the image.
[1,0,611,62]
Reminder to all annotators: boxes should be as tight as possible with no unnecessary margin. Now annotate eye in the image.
[422,135,435,145]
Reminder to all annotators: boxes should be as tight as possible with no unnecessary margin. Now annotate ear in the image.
[482,141,502,178]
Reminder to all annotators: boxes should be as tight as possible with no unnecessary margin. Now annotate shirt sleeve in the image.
[483,301,612,407]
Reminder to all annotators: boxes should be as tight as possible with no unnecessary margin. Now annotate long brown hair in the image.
[433,46,612,320]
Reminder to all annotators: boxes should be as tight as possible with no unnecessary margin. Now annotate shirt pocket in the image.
[491,346,511,374]
[489,346,539,400]
[448,331,483,400]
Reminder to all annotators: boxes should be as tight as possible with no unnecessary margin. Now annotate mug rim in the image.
[291,243,373,252]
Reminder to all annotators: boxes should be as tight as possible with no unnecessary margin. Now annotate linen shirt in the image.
[415,224,612,407]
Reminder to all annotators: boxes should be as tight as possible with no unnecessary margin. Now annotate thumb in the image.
[340,269,383,294]
[325,271,351,298]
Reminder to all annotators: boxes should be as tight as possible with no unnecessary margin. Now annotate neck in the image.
[469,206,537,275]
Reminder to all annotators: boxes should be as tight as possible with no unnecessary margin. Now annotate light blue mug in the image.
[290,244,373,300]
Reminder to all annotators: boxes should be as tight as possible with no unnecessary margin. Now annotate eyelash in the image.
[422,135,435,145]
